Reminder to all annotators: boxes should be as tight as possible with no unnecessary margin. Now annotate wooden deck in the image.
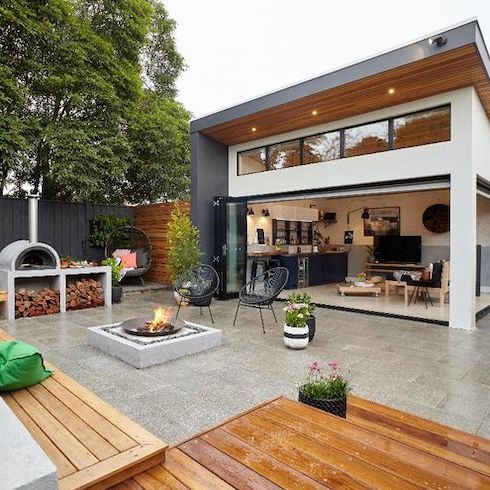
[0,329,167,490]
[117,396,490,490]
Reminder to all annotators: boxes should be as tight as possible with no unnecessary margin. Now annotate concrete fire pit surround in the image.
[87,321,223,368]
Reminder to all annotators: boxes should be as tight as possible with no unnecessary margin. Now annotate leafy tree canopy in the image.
[0,0,189,204]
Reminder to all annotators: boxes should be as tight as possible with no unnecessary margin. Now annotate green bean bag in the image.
[0,341,52,391]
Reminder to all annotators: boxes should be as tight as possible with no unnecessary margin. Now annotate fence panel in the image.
[0,197,133,261]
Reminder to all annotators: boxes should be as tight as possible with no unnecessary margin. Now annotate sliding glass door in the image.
[214,196,247,299]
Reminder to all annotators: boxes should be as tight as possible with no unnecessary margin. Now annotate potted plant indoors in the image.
[167,205,201,305]
[287,292,316,341]
[298,360,351,418]
[283,299,310,349]
[101,257,124,304]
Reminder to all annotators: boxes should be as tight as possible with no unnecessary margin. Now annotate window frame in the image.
[236,104,451,176]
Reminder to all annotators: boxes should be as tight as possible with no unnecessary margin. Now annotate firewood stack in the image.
[15,288,60,318]
[66,278,104,310]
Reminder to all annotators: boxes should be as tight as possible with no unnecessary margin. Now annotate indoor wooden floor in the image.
[115,396,490,490]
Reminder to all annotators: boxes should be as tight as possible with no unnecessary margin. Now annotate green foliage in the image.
[101,257,124,285]
[123,92,190,203]
[0,0,189,203]
[302,361,351,400]
[167,205,201,282]
[90,214,132,248]
[283,302,309,328]
[286,291,315,315]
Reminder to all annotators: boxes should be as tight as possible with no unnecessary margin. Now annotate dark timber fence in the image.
[0,197,133,261]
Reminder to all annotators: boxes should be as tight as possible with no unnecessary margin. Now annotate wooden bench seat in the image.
[117,395,490,489]
[0,329,167,490]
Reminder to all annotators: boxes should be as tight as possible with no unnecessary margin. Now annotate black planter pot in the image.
[307,315,316,342]
[112,286,123,304]
[298,385,347,418]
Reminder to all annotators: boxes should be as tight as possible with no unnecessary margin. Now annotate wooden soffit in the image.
[200,45,490,146]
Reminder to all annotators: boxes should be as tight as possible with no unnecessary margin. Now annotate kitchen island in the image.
[247,251,348,290]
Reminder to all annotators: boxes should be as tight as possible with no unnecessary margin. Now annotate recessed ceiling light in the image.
[388,88,395,95]
[251,127,257,132]
[312,110,318,116]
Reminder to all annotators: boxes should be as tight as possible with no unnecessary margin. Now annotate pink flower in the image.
[328,360,340,370]
[309,361,320,372]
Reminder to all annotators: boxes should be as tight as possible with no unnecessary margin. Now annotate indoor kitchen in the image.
[245,188,490,324]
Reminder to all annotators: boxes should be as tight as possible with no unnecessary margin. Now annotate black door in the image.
[214,196,247,299]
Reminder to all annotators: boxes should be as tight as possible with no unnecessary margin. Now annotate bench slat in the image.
[10,389,99,470]
[2,393,77,479]
[42,376,137,452]
[27,383,119,461]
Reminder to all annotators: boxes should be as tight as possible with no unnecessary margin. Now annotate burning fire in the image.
[146,307,174,332]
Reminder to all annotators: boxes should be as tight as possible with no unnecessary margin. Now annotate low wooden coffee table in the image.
[337,283,382,297]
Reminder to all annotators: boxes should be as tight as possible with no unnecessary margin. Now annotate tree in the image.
[124,92,190,203]
[0,0,189,203]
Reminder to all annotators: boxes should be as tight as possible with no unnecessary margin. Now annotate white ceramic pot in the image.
[174,291,189,306]
[283,324,309,349]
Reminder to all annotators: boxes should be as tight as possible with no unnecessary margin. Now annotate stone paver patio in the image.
[2,288,490,445]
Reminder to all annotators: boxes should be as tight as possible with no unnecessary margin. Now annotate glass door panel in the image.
[214,197,247,299]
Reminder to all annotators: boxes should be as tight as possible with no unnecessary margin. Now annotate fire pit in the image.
[87,306,223,368]
[121,307,184,337]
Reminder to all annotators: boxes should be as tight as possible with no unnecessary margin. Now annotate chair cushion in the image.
[135,250,149,268]
[0,341,52,391]
[123,267,145,277]
[121,253,137,269]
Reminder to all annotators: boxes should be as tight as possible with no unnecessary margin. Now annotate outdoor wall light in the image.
[388,88,395,95]
[251,127,257,132]
[262,208,270,217]
[347,206,369,225]
[312,110,318,116]
[247,207,254,216]
[428,35,447,47]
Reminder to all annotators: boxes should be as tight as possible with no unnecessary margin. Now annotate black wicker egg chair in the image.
[108,225,152,286]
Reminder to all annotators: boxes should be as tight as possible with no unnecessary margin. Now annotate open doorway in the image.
[245,188,490,324]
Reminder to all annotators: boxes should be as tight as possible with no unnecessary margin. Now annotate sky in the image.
[162,0,490,120]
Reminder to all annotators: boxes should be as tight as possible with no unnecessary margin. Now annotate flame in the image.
[147,307,173,332]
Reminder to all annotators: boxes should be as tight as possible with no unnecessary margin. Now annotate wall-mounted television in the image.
[374,235,422,263]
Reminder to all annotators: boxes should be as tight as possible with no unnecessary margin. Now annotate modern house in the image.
[190,19,490,330]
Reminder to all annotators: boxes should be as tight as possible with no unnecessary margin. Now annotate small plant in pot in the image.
[299,360,351,418]
[167,205,201,305]
[286,292,316,341]
[283,300,310,349]
[101,257,124,304]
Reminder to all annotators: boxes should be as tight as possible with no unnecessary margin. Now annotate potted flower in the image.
[283,300,310,349]
[286,292,316,341]
[101,257,124,304]
[167,205,202,305]
[298,360,351,418]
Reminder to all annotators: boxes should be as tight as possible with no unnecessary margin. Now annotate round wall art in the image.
[422,204,450,233]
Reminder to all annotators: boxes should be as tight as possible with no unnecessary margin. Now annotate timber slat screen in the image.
[134,201,189,285]
[117,396,490,489]
[0,197,133,261]
[0,329,167,490]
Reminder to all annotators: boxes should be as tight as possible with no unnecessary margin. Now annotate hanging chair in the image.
[107,225,152,286]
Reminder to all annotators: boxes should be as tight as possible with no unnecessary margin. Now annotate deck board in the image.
[120,395,490,489]
[0,328,167,490]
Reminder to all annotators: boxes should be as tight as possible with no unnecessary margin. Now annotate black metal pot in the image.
[298,385,347,418]
[307,315,316,342]
[112,286,123,304]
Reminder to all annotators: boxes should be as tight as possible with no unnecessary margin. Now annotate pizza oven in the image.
[0,195,60,271]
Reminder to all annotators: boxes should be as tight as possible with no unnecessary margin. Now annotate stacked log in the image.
[66,278,104,310]
[15,288,60,318]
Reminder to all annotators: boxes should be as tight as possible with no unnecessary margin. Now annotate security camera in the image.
[428,35,447,47]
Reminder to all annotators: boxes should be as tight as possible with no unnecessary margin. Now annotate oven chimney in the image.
[27,194,40,243]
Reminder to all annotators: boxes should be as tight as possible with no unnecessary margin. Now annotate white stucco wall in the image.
[229,88,473,198]
[472,90,490,183]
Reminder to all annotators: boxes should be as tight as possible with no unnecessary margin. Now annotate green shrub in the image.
[90,215,132,248]
[167,205,201,282]
[101,257,124,285]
